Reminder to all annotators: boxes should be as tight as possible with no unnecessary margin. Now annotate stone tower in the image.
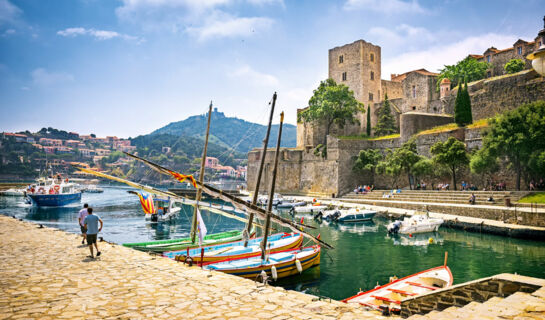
[440,78,451,99]
[328,40,382,131]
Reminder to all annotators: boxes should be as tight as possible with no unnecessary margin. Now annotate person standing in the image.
[84,207,103,259]
[78,203,89,245]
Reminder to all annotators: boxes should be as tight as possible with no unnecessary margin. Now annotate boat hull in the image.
[205,246,321,280]
[338,211,376,222]
[164,233,303,263]
[123,230,246,253]
[27,193,81,207]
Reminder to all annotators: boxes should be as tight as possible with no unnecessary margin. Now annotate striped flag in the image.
[196,207,207,246]
[137,192,155,214]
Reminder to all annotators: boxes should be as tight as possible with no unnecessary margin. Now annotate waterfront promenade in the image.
[0,215,384,320]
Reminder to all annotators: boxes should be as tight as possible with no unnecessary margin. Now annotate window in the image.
[412,85,416,98]
[370,71,374,80]
[486,55,491,63]
[412,106,416,110]
[487,71,492,78]
[339,55,344,63]
[370,53,374,62]
[369,93,373,101]
[517,46,522,55]
[342,72,347,81]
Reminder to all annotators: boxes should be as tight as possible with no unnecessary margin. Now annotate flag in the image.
[196,207,207,246]
[169,170,197,188]
[137,192,155,214]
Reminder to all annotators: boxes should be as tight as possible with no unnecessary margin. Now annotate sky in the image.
[0,0,544,138]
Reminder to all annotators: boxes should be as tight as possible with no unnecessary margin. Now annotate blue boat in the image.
[324,208,377,222]
[26,178,81,207]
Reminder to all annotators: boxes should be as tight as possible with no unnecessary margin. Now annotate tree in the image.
[504,59,525,74]
[480,101,545,190]
[374,94,397,136]
[353,148,382,183]
[412,158,434,184]
[437,56,490,89]
[470,148,499,187]
[298,78,363,146]
[376,149,402,189]
[366,105,371,136]
[454,78,472,126]
[430,137,469,190]
[388,139,421,189]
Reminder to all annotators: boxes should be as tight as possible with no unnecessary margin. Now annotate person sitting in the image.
[487,196,494,202]
[469,193,476,205]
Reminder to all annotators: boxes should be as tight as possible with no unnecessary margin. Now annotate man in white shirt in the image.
[78,203,89,245]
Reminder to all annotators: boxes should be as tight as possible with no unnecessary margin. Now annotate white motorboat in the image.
[387,214,443,234]
[292,204,328,214]
[257,193,283,207]
[145,197,181,222]
[0,188,26,197]
[81,185,104,193]
[343,265,453,313]
[276,199,306,209]
[321,208,376,222]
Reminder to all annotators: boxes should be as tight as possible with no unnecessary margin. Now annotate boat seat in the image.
[406,281,438,290]
[371,295,400,304]
[268,252,294,262]
[387,288,418,296]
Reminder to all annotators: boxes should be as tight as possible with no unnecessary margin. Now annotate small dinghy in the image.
[163,232,303,263]
[343,264,453,313]
[387,214,443,234]
[203,245,321,280]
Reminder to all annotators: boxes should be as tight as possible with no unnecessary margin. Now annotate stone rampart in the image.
[401,273,545,318]
[400,112,454,142]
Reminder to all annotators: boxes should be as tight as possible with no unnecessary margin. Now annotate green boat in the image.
[122,230,247,253]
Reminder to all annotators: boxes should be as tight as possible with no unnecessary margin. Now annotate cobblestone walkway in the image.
[0,215,385,320]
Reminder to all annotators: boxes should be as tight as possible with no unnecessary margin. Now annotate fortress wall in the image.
[400,112,454,142]
[381,79,403,100]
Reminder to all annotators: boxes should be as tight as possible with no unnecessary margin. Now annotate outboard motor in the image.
[151,213,159,222]
[387,220,402,234]
[313,210,323,222]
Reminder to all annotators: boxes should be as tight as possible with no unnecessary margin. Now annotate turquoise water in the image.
[1,187,544,300]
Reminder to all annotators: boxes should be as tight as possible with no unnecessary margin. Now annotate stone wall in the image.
[382,79,403,100]
[399,72,439,113]
[400,112,453,143]
[401,273,545,318]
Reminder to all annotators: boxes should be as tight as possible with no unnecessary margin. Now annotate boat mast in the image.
[260,111,284,260]
[244,92,277,247]
[190,101,213,244]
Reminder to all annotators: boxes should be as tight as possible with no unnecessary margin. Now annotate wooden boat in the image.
[122,230,247,253]
[163,232,302,263]
[204,245,321,280]
[343,265,453,312]
[387,214,444,234]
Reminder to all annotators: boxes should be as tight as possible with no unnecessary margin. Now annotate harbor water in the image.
[1,187,544,301]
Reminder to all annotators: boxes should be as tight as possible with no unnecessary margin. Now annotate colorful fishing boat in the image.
[343,265,453,313]
[164,232,303,263]
[203,245,321,280]
[122,230,248,253]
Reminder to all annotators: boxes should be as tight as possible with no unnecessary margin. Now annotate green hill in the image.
[150,109,297,153]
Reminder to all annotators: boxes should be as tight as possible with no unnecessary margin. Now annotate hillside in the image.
[150,109,297,153]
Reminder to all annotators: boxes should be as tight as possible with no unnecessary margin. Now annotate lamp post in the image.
[527,16,545,76]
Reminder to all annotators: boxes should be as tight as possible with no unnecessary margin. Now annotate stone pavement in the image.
[0,215,386,320]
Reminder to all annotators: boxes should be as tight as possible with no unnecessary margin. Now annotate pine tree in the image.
[454,82,464,126]
[366,105,371,136]
[454,77,473,126]
[374,94,397,136]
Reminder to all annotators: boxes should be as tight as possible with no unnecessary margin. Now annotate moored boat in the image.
[26,178,81,207]
[123,230,247,253]
[276,200,306,209]
[203,245,321,280]
[292,204,328,214]
[387,214,444,234]
[343,265,453,313]
[322,208,376,222]
[0,188,26,197]
[164,232,303,263]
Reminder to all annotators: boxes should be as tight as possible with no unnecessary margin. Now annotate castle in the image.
[248,18,545,196]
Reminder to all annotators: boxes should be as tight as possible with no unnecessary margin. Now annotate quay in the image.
[0,215,383,320]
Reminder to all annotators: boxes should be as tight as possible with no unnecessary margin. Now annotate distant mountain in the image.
[150,109,297,154]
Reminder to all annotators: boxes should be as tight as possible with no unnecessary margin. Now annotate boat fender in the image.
[271,265,278,280]
[295,259,302,273]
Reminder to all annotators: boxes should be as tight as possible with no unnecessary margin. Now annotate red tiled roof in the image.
[390,68,439,82]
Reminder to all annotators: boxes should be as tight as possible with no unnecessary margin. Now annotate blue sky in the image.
[1,0,544,138]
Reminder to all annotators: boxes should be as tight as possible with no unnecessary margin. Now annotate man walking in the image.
[84,207,103,259]
[78,204,89,245]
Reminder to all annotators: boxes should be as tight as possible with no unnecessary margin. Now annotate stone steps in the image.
[406,289,545,319]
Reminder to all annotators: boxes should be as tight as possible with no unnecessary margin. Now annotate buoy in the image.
[295,259,303,273]
[428,237,434,244]
[409,234,413,238]
[271,266,278,280]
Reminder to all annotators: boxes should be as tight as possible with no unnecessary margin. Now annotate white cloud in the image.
[382,33,518,78]
[31,68,74,86]
[57,27,142,42]
[344,0,427,14]
[246,0,284,7]
[187,12,273,41]
[0,0,22,26]
[229,65,278,86]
